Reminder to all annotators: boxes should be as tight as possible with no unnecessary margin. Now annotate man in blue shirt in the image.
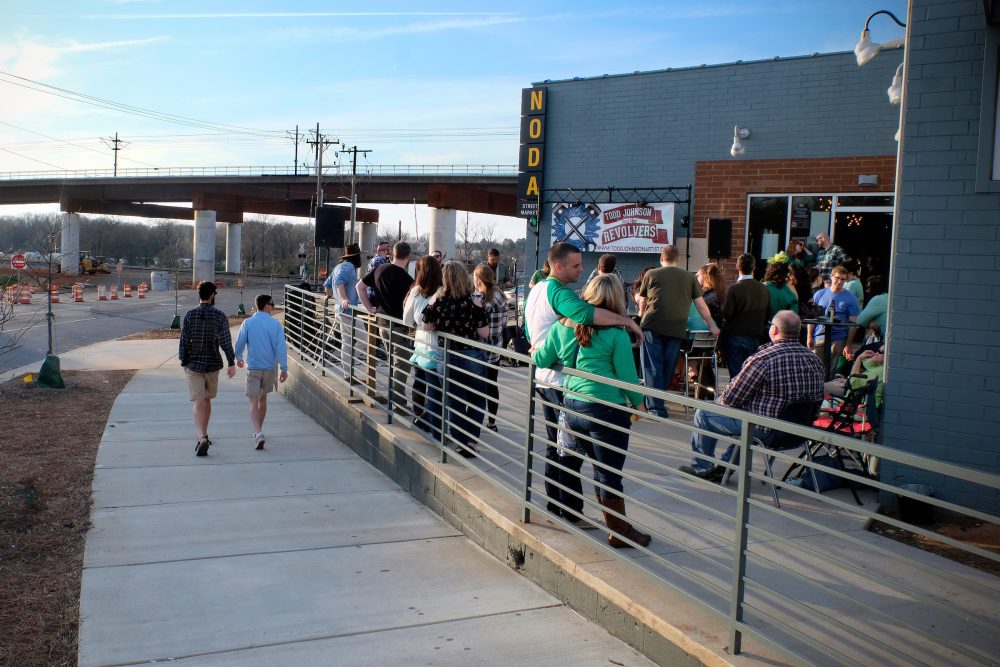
[235,294,289,450]
[807,265,860,362]
[324,243,364,380]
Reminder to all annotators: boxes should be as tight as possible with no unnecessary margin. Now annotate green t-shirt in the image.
[638,266,701,339]
[845,279,864,309]
[532,321,644,407]
[765,282,799,318]
[529,269,547,285]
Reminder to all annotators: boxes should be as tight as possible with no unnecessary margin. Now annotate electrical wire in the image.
[0,69,284,137]
[0,120,160,168]
[0,146,67,170]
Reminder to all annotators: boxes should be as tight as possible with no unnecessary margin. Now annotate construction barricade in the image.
[72,284,84,302]
[123,284,132,297]
[137,283,147,299]
[98,285,107,301]
[110,285,119,300]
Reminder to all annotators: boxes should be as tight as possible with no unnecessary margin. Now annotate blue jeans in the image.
[564,397,633,502]
[416,366,442,441]
[725,335,759,380]
[690,408,741,473]
[535,385,581,515]
[443,348,486,444]
[641,331,683,415]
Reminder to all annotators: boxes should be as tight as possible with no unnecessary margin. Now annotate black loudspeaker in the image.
[315,206,348,248]
[707,218,732,259]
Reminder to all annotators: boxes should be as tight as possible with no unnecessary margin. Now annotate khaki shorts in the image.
[246,368,278,397]
[186,368,220,401]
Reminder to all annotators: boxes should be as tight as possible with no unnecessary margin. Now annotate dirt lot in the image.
[0,370,133,667]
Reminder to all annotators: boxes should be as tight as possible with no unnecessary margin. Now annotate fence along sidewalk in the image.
[283,284,1000,666]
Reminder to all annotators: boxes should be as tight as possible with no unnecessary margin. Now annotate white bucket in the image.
[150,271,171,291]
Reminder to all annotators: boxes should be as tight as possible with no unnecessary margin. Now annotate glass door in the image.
[746,196,788,278]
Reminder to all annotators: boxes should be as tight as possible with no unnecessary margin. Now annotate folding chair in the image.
[682,330,718,418]
[722,399,822,508]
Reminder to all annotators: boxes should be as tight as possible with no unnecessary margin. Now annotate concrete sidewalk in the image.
[76,338,656,666]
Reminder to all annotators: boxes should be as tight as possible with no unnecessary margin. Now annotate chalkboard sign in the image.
[791,204,811,230]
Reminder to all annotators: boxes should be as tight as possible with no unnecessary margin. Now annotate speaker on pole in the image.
[315,206,348,248]
[707,218,732,259]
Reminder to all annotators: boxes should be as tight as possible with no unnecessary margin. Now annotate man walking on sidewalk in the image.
[179,281,236,456]
[235,294,289,450]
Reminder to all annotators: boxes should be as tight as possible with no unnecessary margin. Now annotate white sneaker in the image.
[255,432,266,450]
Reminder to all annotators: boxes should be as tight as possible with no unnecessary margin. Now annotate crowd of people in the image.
[279,235,886,548]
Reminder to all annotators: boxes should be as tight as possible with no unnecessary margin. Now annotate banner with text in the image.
[551,202,674,253]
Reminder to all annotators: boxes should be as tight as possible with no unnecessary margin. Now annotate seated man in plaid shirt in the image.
[179,281,236,456]
[680,310,824,481]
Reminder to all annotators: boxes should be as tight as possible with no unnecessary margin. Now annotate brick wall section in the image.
[883,0,1000,511]
[693,156,896,275]
[531,49,903,280]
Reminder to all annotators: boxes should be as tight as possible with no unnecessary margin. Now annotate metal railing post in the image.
[439,338,450,464]
[521,361,538,523]
[319,294,327,376]
[386,320,396,424]
[348,307,357,398]
[727,418,755,655]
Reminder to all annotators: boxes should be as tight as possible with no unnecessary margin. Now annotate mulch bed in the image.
[0,370,134,667]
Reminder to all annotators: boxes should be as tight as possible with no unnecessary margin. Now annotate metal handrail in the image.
[0,164,518,181]
[281,284,1000,666]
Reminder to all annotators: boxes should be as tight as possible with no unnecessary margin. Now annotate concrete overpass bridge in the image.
[0,165,518,283]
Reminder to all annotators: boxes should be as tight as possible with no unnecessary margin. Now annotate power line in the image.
[0,120,160,168]
[0,69,284,137]
[0,146,67,170]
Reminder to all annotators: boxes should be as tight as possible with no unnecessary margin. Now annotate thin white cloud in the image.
[57,36,169,54]
[85,11,513,20]
[262,16,524,43]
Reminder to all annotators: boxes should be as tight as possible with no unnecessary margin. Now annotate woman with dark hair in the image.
[528,260,550,288]
[533,274,650,549]
[422,261,489,458]
[786,239,814,269]
[473,263,508,432]
[763,260,799,317]
[403,256,444,435]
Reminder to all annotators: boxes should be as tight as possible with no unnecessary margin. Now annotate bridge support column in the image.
[358,222,379,259]
[193,210,216,286]
[60,213,81,276]
[429,208,456,261]
[225,222,242,274]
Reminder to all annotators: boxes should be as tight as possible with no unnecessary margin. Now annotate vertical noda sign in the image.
[517,86,546,217]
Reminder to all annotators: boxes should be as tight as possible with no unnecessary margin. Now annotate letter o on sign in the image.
[10,254,26,270]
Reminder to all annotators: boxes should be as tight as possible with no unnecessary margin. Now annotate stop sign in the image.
[319,268,328,278]
[10,254,26,270]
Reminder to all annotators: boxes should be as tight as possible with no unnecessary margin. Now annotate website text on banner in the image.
[552,203,675,254]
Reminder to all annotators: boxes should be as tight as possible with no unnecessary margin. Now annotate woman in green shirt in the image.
[532,274,650,549]
[763,260,799,318]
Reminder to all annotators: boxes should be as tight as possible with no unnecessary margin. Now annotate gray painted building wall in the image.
[883,0,1000,511]
[530,50,903,279]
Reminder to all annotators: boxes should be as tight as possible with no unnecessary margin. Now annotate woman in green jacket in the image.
[532,274,650,549]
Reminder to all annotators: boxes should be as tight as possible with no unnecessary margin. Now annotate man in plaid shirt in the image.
[815,233,846,282]
[680,310,824,481]
[179,281,236,456]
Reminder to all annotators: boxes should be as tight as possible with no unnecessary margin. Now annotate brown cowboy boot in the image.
[597,495,651,549]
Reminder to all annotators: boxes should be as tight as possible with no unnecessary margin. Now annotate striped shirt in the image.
[179,303,235,373]
[720,339,824,425]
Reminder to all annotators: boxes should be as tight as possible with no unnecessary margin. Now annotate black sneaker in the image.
[679,464,723,482]
[196,437,211,457]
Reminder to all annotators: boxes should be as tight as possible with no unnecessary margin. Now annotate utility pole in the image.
[305,124,339,284]
[101,132,126,176]
[340,144,371,246]
[292,125,299,175]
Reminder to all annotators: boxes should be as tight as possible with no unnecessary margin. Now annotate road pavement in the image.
[0,277,289,374]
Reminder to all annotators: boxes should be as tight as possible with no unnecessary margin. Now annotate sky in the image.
[0,0,908,241]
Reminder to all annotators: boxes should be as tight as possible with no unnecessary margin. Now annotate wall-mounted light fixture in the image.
[730,126,750,157]
[854,9,906,66]
[887,63,904,104]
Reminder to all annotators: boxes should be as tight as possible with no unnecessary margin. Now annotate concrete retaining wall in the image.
[282,357,723,666]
